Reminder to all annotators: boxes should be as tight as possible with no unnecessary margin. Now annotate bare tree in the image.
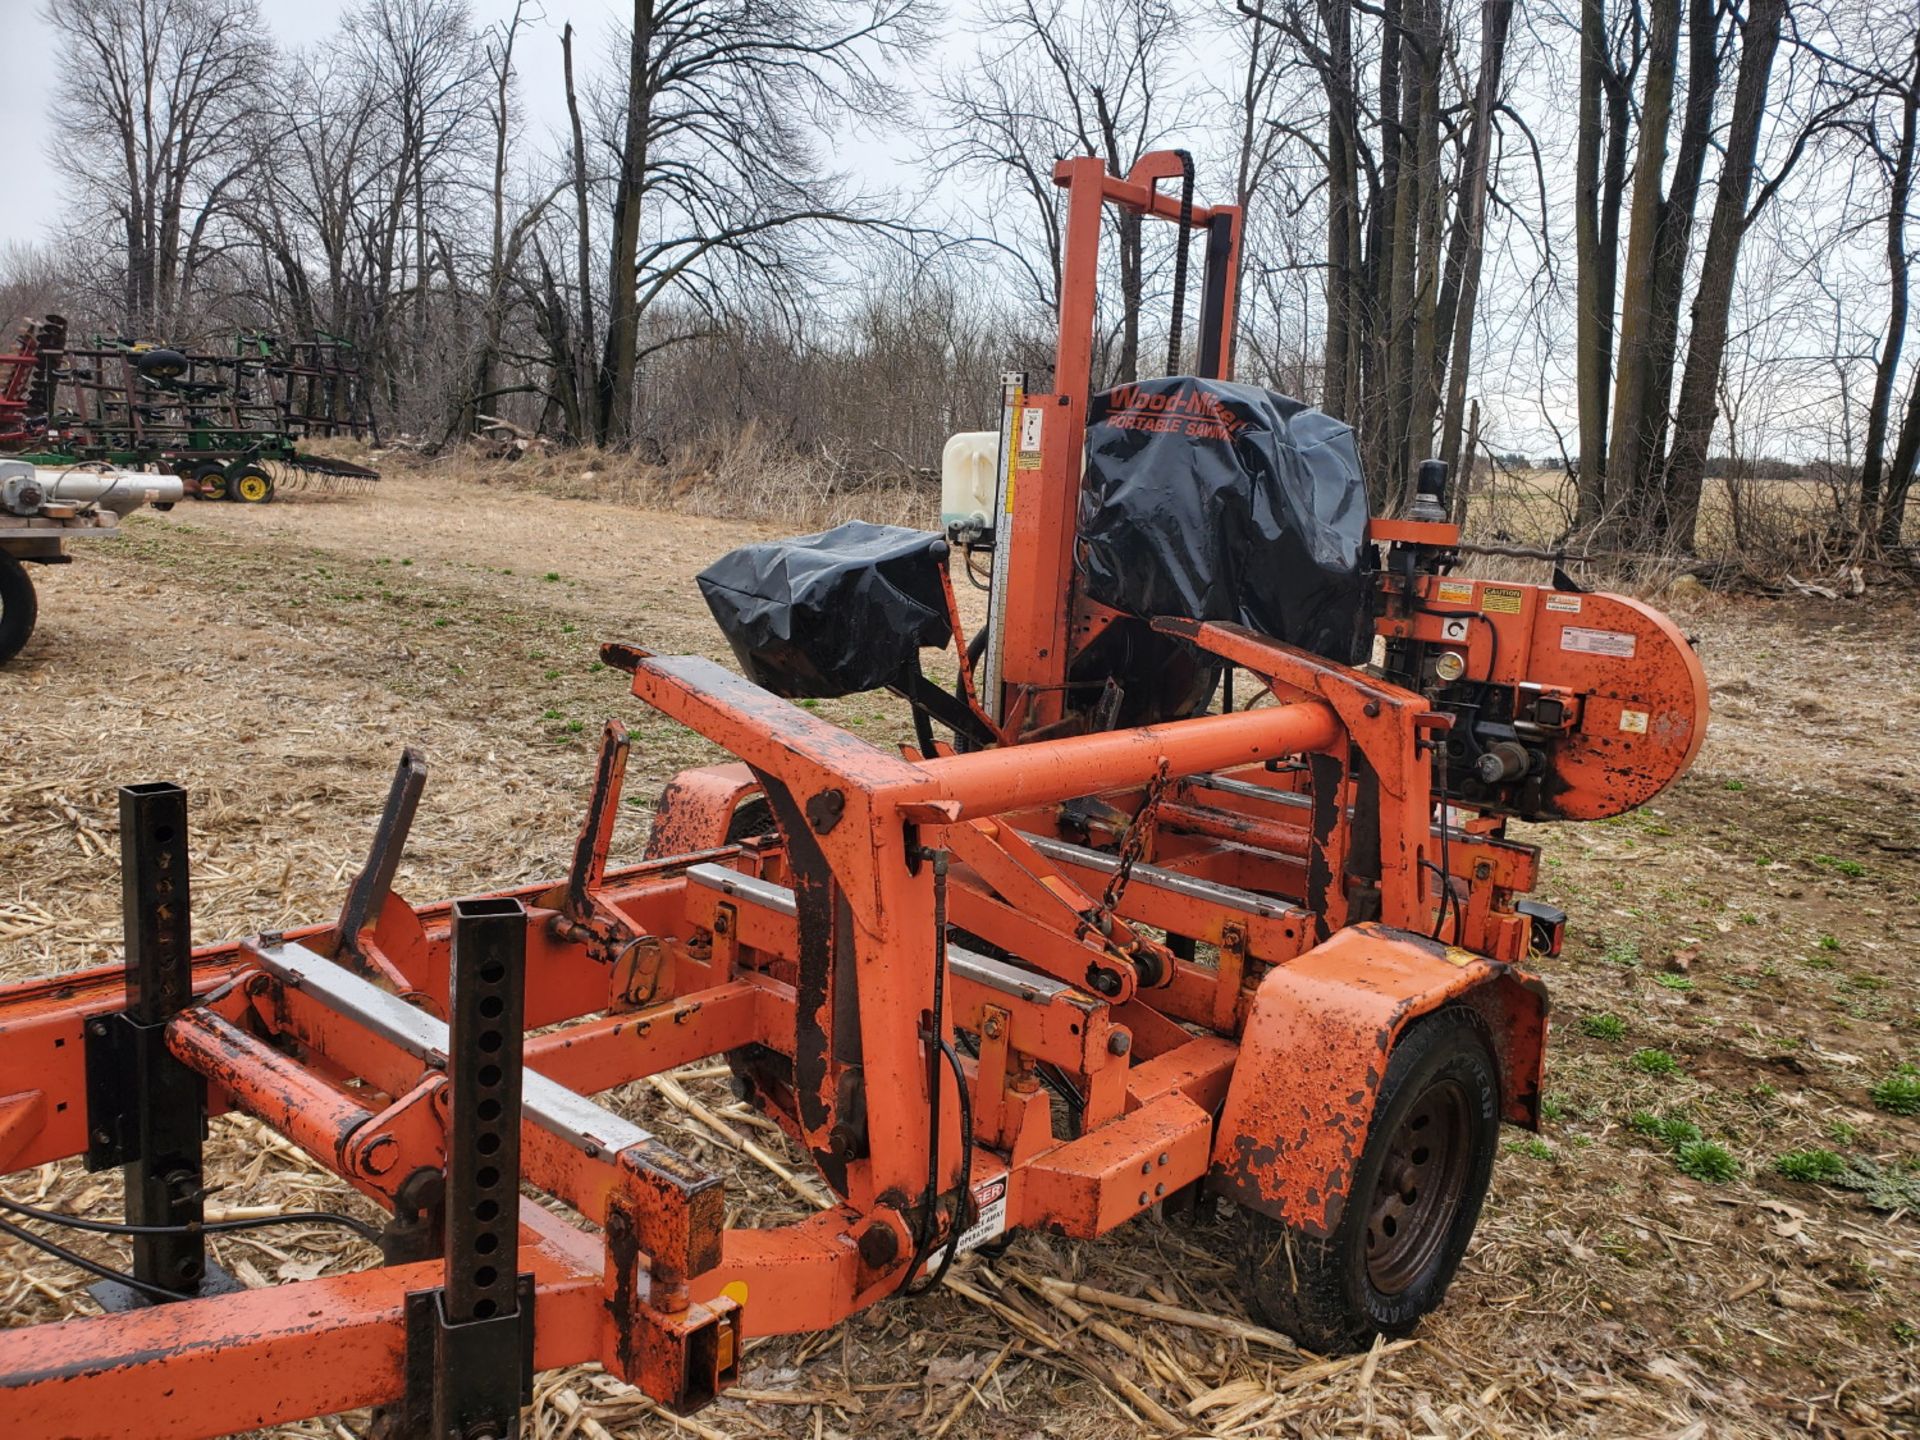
[1662,0,1788,548]
[1573,0,1638,524]
[590,0,930,446]
[1242,0,1524,508]
[44,0,272,334]
[937,0,1188,387]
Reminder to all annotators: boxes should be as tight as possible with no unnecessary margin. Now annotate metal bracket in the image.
[334,747,427,971]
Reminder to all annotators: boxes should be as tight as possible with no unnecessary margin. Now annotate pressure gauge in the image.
[1433,650,1467,683]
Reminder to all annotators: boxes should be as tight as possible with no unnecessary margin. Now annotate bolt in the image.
[1140,1161,1152,1176]
[1107,1030,1131,1057]
[856,1219,900,1270]
[88,1020,108,1039]
[983,1014,1004,1040]
[1157,1153,1169,1166]
[713,912,731,936]
[1363,700,1381,718]
[1154,1183,1165,1198]
[1138,1191,1150,1206]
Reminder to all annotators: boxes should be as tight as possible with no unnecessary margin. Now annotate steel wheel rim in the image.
[1364,1076,1472,1295]
[238,475,267,501]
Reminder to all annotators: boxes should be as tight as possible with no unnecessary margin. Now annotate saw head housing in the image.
[1368,516,1708,823]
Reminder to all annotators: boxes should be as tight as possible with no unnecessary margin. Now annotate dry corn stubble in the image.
[2,468,1917,1438]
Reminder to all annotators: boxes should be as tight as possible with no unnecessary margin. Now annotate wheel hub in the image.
[1363,1076,1472,1295]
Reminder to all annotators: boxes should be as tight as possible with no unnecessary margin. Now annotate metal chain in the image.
[1078,759,1174,942]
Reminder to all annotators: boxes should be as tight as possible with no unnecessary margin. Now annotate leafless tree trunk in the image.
[1881,360,1920,549]
[1663,0,1787,549]
[1859,31,1919,536]
[1437,0,1514,477]
[1319,0,1360,420]
[1603,0,1680,537]
[562,23,596,442]
[1574,0,1632,525]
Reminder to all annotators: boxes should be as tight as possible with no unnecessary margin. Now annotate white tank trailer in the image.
[0,459,185,664]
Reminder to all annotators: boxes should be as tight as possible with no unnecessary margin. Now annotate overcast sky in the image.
[0,0,636,248]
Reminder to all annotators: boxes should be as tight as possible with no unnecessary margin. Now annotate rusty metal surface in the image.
[0,150,1735,1439]
[1207,924,1546,1237]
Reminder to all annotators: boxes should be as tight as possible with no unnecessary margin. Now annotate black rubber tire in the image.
[227,462,275,504]
[192,463,229,502]
[725,795,778,843]
[1239,1007,1500,1352]
[0,553,38,665]
[133,347,188,380]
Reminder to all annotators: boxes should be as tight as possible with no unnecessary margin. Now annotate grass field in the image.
[2,467,1917,1438]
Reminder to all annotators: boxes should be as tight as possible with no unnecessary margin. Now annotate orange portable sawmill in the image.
[0,153,1707,1439]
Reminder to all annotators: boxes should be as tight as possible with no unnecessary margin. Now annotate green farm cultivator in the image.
[0,316,381,503]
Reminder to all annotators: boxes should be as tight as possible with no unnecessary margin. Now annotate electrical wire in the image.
[0,1196,384,1245]
[914,1037,975,1295]
[0,1214,194,1303]
[898,850,980,1297]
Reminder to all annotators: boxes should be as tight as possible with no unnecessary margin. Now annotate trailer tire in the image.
[192,463,229,502]
[228,463,275,504]
[1238,1007,1499,1353]
[0,553,38,665]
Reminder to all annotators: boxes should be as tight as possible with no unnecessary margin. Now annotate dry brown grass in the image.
[387,425,941,533]
[1458,466,1916,594]
[2,471,1918,1438]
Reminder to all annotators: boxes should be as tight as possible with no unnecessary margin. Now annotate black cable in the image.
[0,1196,383,1245]
[916,1037,975,1294]
[961,542,993,592]
[0,1214,194,1303]
[898,850,952,1296]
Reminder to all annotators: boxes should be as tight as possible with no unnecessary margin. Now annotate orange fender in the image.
[644,763,763,858]
[1208,925,1547,1237]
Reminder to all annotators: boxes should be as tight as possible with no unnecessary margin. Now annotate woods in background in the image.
[6,0,1919,571]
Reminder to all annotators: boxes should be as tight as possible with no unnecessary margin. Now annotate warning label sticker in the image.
[946,1174,1009,1259]
[1562,626,1637,659]
[1618,708,1650,734]
[1435,579,1475,605]
[1481,585,1524,615]
[1544,594,1582,613]
[1016,408,1044,470]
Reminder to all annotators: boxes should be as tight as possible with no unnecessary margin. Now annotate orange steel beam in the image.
[0,1201,606,1440]
[917,700,1341,816]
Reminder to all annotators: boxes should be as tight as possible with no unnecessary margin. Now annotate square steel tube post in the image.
[405,895,534,1440]
[111,782,212,1298]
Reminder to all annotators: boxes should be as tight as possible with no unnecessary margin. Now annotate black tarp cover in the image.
[697,520,953,698]
[1076,377,1371,663]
